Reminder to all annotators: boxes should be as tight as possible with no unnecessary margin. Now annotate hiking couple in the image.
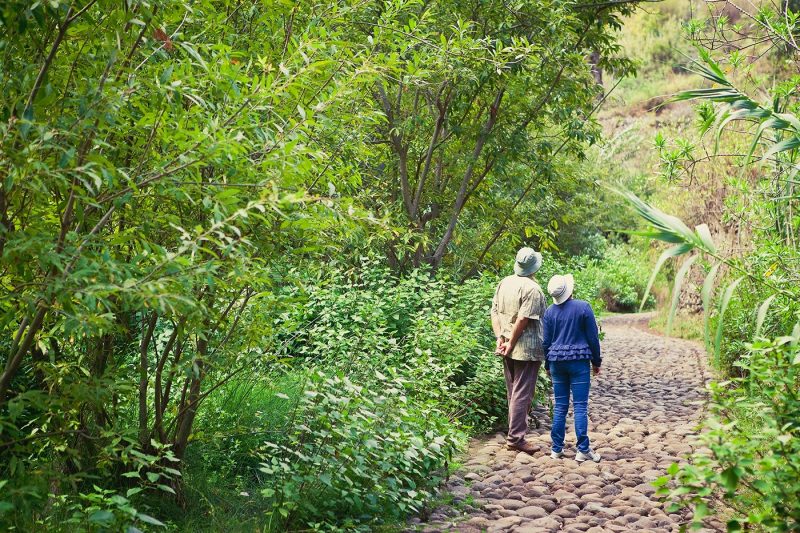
[491,247,602,462]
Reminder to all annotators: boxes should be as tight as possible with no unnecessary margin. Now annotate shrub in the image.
[591,245,656,312]
[256,371,462,530]
[658,336,800,531]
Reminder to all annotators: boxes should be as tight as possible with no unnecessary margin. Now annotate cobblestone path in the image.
[412,314,723,532]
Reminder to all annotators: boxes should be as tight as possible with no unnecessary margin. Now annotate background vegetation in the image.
[4,0,800,531]
[0,0,653,530]
[605,1,800,530]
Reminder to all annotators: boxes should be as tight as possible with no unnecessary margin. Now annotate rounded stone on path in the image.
[631,517,658,529]
[528,516,563,530]
[517,506,548,519]
[526,498,557,513]
[553,503,581,519]
[577,461,600,474]
[487,515,522,531]
[600,470,620,482]
[464,516,491,528]
[506,490,525,501]
[496,498,526,510]
[562,525,591,533]
[449,485,470,498]
[471,464,493,474]
[635,481,658,495]
[485,474,503,485]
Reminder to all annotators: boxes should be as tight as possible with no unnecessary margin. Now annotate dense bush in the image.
[659,337,800,531]
[274,263,519,434]
[256,371,462,530]
[585,245,656,312]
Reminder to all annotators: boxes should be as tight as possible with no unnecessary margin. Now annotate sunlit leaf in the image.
[714,277,743,366]
[667,255,697,336]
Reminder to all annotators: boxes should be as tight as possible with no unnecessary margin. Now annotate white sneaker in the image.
[550,450,564,459]
[575,449,601,463]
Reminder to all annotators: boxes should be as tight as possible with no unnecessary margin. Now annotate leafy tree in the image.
[355,0,636,271]
[0,0,384,522]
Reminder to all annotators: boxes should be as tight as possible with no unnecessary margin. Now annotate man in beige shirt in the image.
[491,247,546,454]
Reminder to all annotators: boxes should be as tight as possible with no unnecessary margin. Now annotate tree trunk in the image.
[138,312,158,448]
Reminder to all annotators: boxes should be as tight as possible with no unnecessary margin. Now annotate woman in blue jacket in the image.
[542,274,602,463]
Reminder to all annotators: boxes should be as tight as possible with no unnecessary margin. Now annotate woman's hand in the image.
[593,366,601,376]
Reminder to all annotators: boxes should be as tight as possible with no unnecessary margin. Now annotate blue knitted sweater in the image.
[542,299,602,367]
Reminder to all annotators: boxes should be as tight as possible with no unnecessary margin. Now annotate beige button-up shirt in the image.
[491,274,546,361]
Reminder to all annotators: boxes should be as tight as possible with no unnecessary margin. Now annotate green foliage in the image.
[659,337,800,531]
[273,261,517,433]
[0,0,385,527]
[624,5,800,526]
[357,0,638,272]
[0,0,641,529]
[256,371,461,531]
[581,244,657,312]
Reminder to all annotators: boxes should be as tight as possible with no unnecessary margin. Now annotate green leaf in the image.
[755,294,777,338]
[762,136,800,160]
[136,513,166,527]
[714,277,743,366]
[89,510,115,524]
[702,262,722,349]
[720,466,740,491]
[694,224,716,254]
[667,255,697,336]
[159,64,174,84]
[157,484,176,494]
[179,42,208,71]
[640,244,693,312]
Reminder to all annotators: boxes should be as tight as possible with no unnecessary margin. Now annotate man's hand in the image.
[495,337,508,357]
[593,366,601,377]
[500,341,512,356]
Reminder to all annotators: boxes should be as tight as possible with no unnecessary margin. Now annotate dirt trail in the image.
[412,314,722,532]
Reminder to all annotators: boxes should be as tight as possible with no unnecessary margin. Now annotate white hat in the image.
[547,274,575,305]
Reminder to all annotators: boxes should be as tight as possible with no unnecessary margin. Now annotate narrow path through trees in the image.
[412,314,723,532]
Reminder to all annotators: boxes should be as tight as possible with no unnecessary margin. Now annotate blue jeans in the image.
[549,359,591,453]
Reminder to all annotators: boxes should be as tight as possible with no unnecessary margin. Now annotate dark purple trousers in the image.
[503,358,541,445]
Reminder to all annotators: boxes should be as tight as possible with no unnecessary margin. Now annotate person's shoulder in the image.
[495,274,514,288]
[521,277,544,293]
[574,299,595,313]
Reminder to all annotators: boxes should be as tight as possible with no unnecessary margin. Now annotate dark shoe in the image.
[507,440,537,454]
